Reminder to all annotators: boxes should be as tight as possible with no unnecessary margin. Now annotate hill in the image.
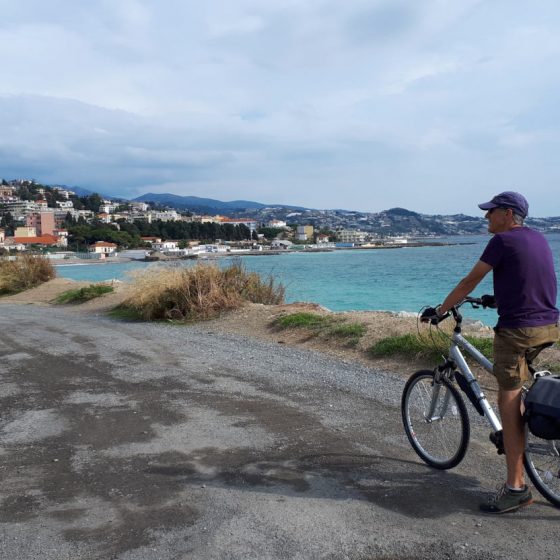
[133,193,307,215]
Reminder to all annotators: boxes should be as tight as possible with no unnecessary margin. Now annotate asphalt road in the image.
[0,304,559,560]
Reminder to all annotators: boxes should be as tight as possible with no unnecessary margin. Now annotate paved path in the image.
[0,305,558,559]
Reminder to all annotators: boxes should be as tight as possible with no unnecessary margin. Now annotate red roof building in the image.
[12,234,58,246]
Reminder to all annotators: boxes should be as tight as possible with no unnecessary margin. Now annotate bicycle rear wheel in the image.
[402,370,470,469]
[524,431,560,508]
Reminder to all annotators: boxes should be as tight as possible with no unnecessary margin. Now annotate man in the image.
[424,191,559,513]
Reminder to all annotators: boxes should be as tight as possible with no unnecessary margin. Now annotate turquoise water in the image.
[56,234,560,325]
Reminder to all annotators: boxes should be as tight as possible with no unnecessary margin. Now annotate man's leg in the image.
[480,329,533,512]
[498,388,525,488]
[480,385,533,512]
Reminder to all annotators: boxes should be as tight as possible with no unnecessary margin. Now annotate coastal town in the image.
[0,179,423,262]
[2,178,560,263]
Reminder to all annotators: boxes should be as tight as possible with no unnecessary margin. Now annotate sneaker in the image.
[479,484,533,514]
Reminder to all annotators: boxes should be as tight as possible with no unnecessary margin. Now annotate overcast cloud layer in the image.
[1,0,559,215]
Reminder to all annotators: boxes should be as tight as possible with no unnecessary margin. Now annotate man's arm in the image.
[439,260,493,314]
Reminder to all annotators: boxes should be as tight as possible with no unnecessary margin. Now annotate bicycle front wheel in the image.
[524,431,560,508]
[401,370,470,469]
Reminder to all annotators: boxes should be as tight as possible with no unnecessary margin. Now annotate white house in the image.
[271,240,293,249]
[99,202,119,214]
[152,210,179,221]
[267,219,287,228]
[52,187,75,199]
[130,202,149,212]
[153,240,179,251]
[56,200,74,209]
[89,241,117,255]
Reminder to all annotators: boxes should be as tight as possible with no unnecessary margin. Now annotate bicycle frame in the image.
[447,332,502,432]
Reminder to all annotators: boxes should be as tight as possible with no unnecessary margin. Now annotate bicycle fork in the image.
[425,382,450,422]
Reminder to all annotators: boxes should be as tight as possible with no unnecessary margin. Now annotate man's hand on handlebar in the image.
[480,294,497,309]
[420,305,448,325]
[420,295,496,324]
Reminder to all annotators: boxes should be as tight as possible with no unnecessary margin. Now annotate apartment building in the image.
[99,201,119,214]
[337,229,368,244]
[26,211,55,236]
[1,200,39,219]
[296,225,314,241]
[219,218,258,233]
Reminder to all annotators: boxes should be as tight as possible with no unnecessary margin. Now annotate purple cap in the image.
[478,191,529,218]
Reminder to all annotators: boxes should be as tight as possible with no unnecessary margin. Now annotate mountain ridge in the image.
[133,192,308,213]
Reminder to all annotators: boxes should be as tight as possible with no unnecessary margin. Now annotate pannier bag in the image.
[524,375,560,440]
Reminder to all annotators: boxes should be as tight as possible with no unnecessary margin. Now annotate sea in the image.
[56,234,560,326]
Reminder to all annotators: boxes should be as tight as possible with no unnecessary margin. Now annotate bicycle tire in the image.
[524,430,560,508]
[401,369,470,470]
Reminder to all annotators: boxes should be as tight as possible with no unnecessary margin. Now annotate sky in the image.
[1,0,560,216]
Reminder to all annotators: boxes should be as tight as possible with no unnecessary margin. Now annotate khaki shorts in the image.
[493,323,560,390]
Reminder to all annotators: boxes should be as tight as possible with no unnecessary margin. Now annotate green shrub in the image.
[368,333,493,362]
[273,312,329,329]
[0,255,56,295]
[117,261,285,321]
[324,323,366,347]
[273,312,366,346]
[55,284,114,304]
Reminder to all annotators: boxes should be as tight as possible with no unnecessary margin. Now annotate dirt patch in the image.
[0,277,131,313]
[198,301,504,390]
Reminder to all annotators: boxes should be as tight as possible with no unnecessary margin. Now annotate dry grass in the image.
[117,261,285,321]
[0,255,56,295]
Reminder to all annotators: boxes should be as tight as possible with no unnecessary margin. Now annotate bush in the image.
[272,312,366,346]
[55,284,114,304]
[0,255,56,295]
[117,261,285,321]
[323,322,366,347]
[273,312,329,329]
[368,333,493,362]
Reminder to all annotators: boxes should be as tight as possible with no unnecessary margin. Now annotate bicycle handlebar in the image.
[460,294,496,309]
[420,295,496,325]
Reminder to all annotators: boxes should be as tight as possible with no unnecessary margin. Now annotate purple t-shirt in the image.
[480,227,559,328]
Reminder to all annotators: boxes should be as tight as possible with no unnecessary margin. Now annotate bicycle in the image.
[400,296,560,508]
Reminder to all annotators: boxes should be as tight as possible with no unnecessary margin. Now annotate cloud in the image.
[0,1,560,215]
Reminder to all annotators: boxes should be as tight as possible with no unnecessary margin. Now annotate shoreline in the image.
[49,240,462,267]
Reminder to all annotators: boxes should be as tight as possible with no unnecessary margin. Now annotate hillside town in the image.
[0,179,365,260]
[1,179,559,261]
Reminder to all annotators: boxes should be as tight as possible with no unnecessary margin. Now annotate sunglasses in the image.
[487,207,511,215]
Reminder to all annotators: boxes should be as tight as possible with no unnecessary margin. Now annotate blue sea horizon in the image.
[56,234,560,326]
